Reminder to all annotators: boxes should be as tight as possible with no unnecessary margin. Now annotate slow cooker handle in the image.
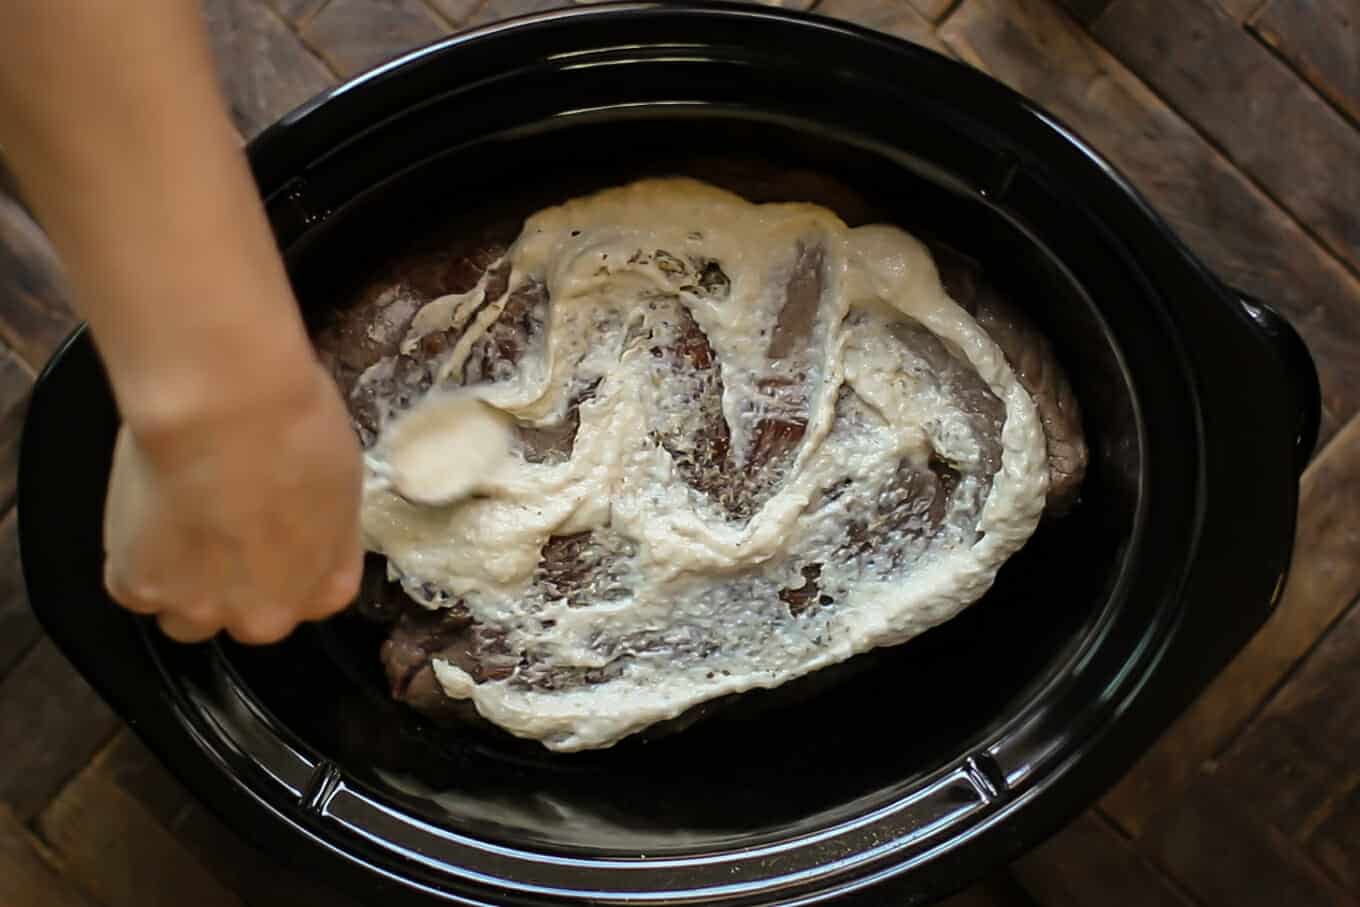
[1232,289,1321,475]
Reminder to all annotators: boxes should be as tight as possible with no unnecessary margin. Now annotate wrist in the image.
[113,322,322,435]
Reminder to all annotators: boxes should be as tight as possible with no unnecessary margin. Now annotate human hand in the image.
[102,361,364,644]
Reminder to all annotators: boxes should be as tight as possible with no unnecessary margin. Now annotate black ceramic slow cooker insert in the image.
[19,5,1320,906]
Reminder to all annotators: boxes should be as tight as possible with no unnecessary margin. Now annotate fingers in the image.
[225,608,298,646]
[223,539,364,644]
[107,549,363,646]
[100,386,368,648]
[304,536,364,620]
[107,555,229,644]
[157,611,219,643]
[103,561,160,615]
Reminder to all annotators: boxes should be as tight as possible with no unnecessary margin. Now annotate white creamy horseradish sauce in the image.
[357,178,1049,751]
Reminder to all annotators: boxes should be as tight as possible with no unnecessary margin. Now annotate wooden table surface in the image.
[1,1,1357,904]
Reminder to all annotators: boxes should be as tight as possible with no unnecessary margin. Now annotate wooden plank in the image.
[1234,597,1360,782]
[1214,594,1360,837]
[0,804,96,907]
[95,729,365,907]
[267,0,333,27]
[1013,811,1195,907]
[0,348,33,516]
[95,731,195,833]
[172,801,368,907]
[1141,778,1354,907]
[1214,0,1269,22]
[1091,0,1360,272]
[423,0,482,28]
[939,0,1360,445]
[1101,414,1360,835]
[0,638,121,821]
[0,510,42,681]
[202,0,339,139]
[938,872,1040,907]
[0,159,21,206]
[1216,713,1353,837]
[818,0,951,54]
[904,0,958,23]
[39,762,245,907]
[0,194,77,373]
[1053,0,1114,24]
[1251,0,1360,126]
[1310,781,1360,896]
[464,0,575,27]
[301,0,450,78]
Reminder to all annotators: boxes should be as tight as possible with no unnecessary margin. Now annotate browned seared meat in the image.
[971,286,1087,514]
[646,241,828,522]
[649,301,734,506]
[933,245,1088,515]
[378,595,519,716]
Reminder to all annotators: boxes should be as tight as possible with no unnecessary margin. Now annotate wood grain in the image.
[818,0,951,54]
[39,763,245,907]
[0,805,96,907]
[422,0,483,27]
[173,800,370,907]
[1103,414,1360,835]
[904,0,958,22]
[1141,779,1355,907]
[267,0,333,26]
[0,160,21,207]
[1215,596,1360,838]
[1216,713,1354,837]
[1251,0,1360,125]
[92,730,367,907]
[1092,0,1360,271]
[1210,0,1267,22]
[1311,782,1360,896]
[939,873,1041,907]
[0,195,76,373]
[464,0,574,27]
[1011,811,1195,907]
[0,638,121,821]
[1052,0,1113,23]
[301,0,450,77]
[0,349,32,515]
[203,0,339,138]
[0,510,41,681]
[95,731,195,832]
[940,0,1360,448]
[1236,598,1360,779]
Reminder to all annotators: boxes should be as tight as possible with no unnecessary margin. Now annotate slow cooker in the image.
[19,5,1320,905]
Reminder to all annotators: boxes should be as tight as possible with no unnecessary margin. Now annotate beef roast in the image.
[315,167,1086,743]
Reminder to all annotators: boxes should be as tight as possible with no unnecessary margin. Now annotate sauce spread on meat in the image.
[356,178,1049,751]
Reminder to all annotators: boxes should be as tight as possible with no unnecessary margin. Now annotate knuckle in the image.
[177,598,225,624]
[228,612,297,646]
[104,564,158,615]
[157,612,218,644]
[323,562,363,609]
[303,547,364,620]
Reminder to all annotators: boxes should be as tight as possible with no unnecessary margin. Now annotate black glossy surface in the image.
[19,4,1319,906]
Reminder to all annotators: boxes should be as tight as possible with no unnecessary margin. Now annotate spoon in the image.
[375,391,512,507]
